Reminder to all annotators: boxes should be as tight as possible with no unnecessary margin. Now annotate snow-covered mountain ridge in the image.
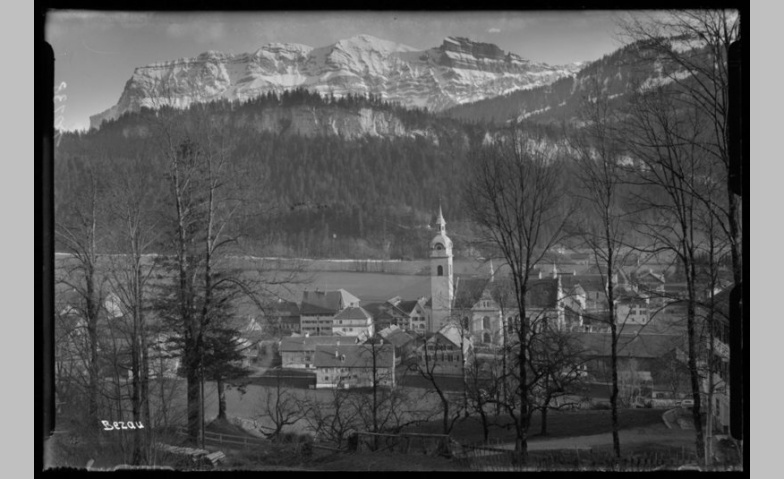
[90,35,583,130]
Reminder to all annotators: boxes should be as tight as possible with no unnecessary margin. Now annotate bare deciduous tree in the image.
[254,374,311,440]
[104,153,163,463]
[55,155,109,429]
[407,329,467,436]
[464,128,574,462]
[527,325,588,436]
[569,80,637,458]
[621,81,716,463]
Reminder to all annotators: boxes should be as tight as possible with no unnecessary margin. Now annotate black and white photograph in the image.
[42,9,745,472]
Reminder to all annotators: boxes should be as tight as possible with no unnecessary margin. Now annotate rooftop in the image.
[334,306,373,321]
[453,276,490,310]
[313,343,395,369]
[300,289,360,315]
[280,335,349,352]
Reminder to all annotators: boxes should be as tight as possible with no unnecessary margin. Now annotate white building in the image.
[429,206,454,331]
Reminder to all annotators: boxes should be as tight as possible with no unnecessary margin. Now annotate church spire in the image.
[436,204,446,234]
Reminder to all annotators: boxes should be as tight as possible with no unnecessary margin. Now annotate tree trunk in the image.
[131,326,143,464]
[479,405,489,443]
[187,361,201,441]
[442,400,449,435]
[517,304,529,464]
[217,376,227,420]
[686,277,706,461]
[141,336,151,426]
[610,321,620,459]
[540,406,549,436]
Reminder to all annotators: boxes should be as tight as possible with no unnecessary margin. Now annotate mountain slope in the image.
[59,98,484,260]
[443,38,701,126]
[90,35,582,129]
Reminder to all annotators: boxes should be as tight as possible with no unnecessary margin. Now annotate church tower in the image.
[430,206,454,331]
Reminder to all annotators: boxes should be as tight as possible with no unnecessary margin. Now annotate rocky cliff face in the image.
[240,106,439,142]
[116,105,443,144]
[90,35,582,130]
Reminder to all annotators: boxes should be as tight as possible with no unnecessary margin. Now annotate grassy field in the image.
[406,408,666,443]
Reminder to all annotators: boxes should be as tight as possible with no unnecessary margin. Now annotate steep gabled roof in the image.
[378,327,414,347]
[526,277,559,309]
[453,276,490,310]
[428,323,472,353]
[364,301,409,319]
[300,289,360,315]
[334,306,373,321]
[561,274,606,293]
[313,344,395,369]
[396,300,420,315]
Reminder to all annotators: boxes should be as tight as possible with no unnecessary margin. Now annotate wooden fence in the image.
[176,428,267,449]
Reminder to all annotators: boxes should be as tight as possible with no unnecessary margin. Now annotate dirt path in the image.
[495,423,695,451]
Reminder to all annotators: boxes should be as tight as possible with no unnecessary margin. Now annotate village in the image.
[45,10,744,473]
[52,207,739,470]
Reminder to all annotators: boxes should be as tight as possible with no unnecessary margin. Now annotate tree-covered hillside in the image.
[55,91,486,260]
[442,40,694,126]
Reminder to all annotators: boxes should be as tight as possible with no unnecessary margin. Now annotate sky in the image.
[47,10,634,132]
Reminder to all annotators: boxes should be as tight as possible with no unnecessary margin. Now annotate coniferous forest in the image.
[55,89,492,259]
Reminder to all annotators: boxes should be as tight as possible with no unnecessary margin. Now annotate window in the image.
[437,265,443,276]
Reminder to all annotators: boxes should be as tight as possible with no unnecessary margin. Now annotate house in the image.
[633,269,667,306]
[377,326,416,364]
[508,276,585,335]
[363,301,410,332]
[313,343,395,389]
[572,331,689,393]
[415,323,474,376]
[390,297,430,333]
[561,273,607,312]
[264,299,301,335]
[614,287,650,326]
[333,306,374,338]
[299,289,361,336]
[699,286,734,434]
[279,335,349,369]
[452,275,503,345]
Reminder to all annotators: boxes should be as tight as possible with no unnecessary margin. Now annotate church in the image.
[290,206,584,345]
[425,206,584,346]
